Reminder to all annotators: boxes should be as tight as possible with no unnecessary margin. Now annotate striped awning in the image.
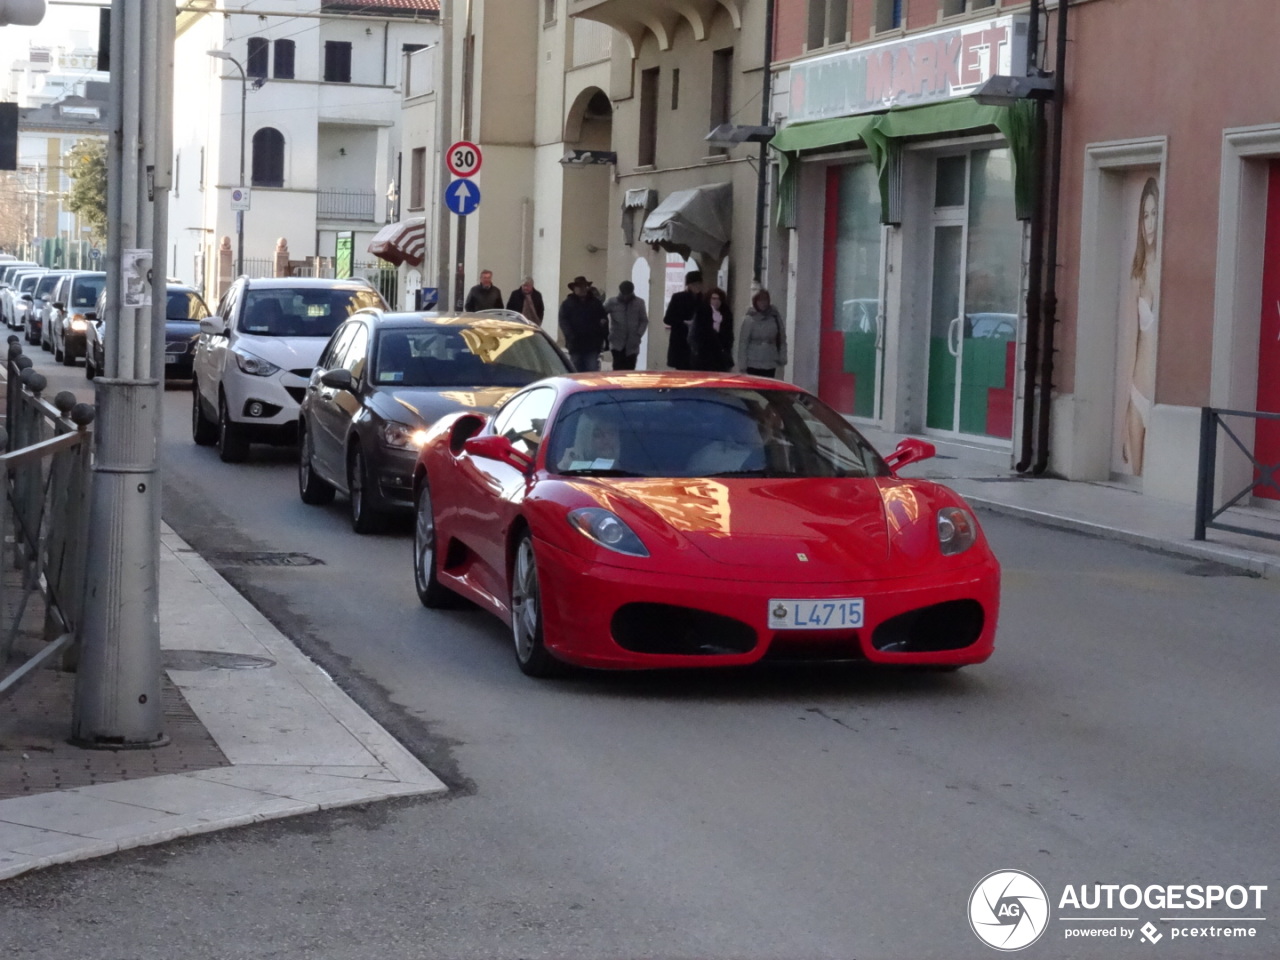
[368,217,427,267]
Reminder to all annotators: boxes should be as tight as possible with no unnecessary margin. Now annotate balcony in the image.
[316,188,377,222]
[570,0,743,53]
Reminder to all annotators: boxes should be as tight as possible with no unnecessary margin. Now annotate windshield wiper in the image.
[558,468,645,477]
[704,469,803,478]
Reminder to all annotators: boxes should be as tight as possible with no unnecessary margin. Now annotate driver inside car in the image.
[557,411,622,471]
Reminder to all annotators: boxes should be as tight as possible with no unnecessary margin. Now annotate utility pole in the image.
[452,0,475,312]
[73,0,174,748]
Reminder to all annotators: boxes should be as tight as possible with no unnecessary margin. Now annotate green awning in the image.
[769,99,1038,227]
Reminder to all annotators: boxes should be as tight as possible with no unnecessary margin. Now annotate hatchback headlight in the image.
[70,318,88,332]
[937,507,977,556]
[231,345,281,377]
[382,422,430,450]
[567,507,649,558]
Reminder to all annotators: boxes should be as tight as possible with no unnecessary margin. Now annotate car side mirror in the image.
[319,368,354,390]
[84,311,97,321]
[21,294,32,302]
[52,301,65,311]
[464,434,534,471]
[198,316,226,335]
[884,437,936,472]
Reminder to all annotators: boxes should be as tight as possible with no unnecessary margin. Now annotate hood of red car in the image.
[595,477,892,582]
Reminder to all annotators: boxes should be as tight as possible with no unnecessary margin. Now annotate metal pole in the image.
[226,56,246,279]
[1194,407,1216,541]
[753,0,775,286]
[73,0,171,748]
[436,3,455,306]
[453,0,475,313]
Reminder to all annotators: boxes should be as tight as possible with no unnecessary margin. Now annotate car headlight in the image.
[937,507,977,556]
[231,345,281,377]
[381,422,430,450]
[566,507,649,558]
[70,318,88,332]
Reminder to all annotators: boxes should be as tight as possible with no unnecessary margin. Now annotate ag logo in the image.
[969,869,1049,951]
[772,604,787,620]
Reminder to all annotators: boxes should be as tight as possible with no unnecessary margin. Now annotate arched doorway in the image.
[560,87,613,295]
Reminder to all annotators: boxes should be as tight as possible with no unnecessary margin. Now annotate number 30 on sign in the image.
[447,141,482,178]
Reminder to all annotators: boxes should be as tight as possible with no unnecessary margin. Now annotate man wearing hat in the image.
[558,275,608,372]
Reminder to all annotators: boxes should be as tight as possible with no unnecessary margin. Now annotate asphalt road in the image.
[2,343,1278,960]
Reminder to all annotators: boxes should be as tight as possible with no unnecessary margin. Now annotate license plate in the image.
[768,598,864,630]
[165,355,180,364]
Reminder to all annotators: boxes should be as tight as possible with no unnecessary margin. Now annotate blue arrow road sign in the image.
[444,178,481,216]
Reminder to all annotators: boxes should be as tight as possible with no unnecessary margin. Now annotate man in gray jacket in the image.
[603,280,648,371]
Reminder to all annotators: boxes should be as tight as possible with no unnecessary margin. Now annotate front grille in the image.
[284,386,307,404]
[871,599,984,653]
[611,603,757,656]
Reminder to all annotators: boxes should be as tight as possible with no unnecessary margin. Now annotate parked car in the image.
[409,373,1001,677]
[48,271,106,361]
[967,312,1018,340]
[26,270,74,346]
[0,262,37,326]
[84,281,212,379]
[297,311,573,533]
[9,271,47,334]
[191,276,386,462]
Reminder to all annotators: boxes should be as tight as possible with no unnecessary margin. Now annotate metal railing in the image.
[0,337,96,698]
[317,188,377,222]
[1194,406,1280,543]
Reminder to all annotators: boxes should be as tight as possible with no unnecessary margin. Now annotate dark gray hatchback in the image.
[297,310,572,534]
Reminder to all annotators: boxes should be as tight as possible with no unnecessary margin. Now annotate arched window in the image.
[251,128,284,188]
[273,39,295,80]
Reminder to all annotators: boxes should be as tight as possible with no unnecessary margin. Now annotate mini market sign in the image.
[787,14,1029,123]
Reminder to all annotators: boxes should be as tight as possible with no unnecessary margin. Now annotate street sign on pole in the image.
[446,140,482,178]
[444,178,481,217]
[230,186,251,211]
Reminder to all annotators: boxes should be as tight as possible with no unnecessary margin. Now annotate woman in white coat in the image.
[737,289,787,378]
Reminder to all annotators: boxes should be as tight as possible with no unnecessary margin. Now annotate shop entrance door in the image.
[1256,161,1280,501]
[924,150,1020,440]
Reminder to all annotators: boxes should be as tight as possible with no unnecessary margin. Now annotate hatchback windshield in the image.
[546,388,891,479]
[35,274,62,298]
[18,274,41,293]
[239,287,383,337]
[71,275,106,308]
[167,290,209,320]
[372,323,568,388]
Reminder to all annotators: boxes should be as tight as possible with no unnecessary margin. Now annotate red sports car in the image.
[411,372,999,677]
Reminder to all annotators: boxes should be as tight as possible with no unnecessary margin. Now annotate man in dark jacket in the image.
[558,276,608,372]
[464,269,503,312]
[505,276,545,325]
[662,270,702,370]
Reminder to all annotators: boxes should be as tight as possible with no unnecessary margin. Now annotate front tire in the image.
[191,379,217,445]
[84,352,96,380]
[510,533,564,678]
[298,421,335,505]
[217,391,249,462]
[61,342,75,366]
[347,444,384,534]
[413,479,456,608]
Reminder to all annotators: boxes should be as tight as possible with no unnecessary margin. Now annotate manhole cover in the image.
[210,551,325,568]
[164,650,277,671]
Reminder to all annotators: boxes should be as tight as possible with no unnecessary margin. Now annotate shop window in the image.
[544,0,556,25]
[409,147,425,210]
[874,0,903,32]
[274,39,295,80]
[639,67,659,167]
[935,156,967,207]
[246,37,268,79]
[709,48,733,155]
[251,127,285,188]
[807,0,848,49]
[324,41,352,83]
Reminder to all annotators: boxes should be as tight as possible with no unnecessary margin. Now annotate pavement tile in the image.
[0,790,174,835]
[71,773,278,817]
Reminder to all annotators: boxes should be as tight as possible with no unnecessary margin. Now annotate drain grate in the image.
[165,650,277,671]
[211,551,325,568]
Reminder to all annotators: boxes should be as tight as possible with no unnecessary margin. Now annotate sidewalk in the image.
[859,425,1280,579]
[0,524,446,882]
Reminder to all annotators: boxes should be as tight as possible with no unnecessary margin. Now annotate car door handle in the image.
[948,317,962,357]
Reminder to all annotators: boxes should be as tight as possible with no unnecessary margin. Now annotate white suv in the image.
[191,276,386,462]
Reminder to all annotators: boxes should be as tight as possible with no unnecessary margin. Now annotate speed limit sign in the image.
[446,141,483,178]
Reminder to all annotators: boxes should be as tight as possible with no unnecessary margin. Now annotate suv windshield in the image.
[35,274,62,298]
[372,323,568,388]
[546,388,892,480]
[18,274,41,293]
[239,287,383,337]
[71,275,105,308]
[167,290,209,320]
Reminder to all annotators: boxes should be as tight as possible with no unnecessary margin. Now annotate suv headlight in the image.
[567,507,649,558]
[231,345,281,377]
[382,422,430,450]
[70,318,88,332]
[937,507,977,556]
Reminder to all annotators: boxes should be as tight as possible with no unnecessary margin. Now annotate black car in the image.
[298,310,572,533]
[86,282,211,380]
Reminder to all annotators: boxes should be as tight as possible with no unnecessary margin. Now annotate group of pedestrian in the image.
[663,271,788,377]
[462,267,785,378]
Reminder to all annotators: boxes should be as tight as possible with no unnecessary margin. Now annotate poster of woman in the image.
[1113,173,1162,477]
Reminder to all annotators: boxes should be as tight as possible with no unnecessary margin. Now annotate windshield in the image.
[372,323,568,388]
[36,274,62,297]
[546,388,892,480]
[238,287,383,337]
[167,290,210,320]
[71,275,105,308]
[18,274,41,293]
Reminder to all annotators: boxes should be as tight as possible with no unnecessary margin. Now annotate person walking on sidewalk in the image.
[604,280,648,371]
[689,286,734,372]
[505,276,545,326]
[464,269,503,312]
[662,271,702,370]
[737,289,787,378]
[559,275,608,372]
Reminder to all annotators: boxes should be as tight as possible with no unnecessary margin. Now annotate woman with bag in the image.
[737,289,787,378]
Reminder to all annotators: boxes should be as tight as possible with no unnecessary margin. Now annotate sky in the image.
[0,2,108,77]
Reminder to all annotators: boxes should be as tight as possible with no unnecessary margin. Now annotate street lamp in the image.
[207,49,246,277]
